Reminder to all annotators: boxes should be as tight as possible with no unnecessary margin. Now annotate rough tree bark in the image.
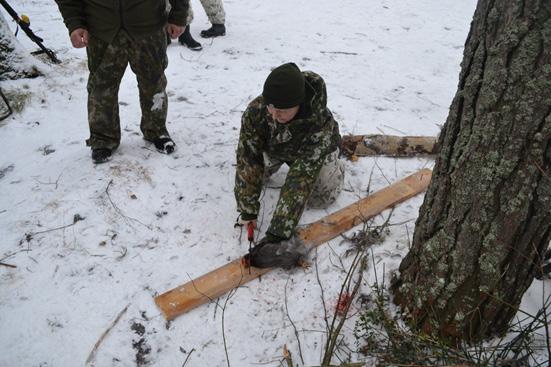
[392,0,551,343]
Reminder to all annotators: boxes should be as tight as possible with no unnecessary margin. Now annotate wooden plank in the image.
[154,169,432,320]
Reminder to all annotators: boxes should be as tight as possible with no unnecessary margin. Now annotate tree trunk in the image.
[0,12,41,81]
[392,0,551,343]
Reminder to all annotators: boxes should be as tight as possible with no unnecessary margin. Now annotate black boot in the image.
[200,24,226,38]
[91,148,112,164]
[178,26,202,51]
[147,136,176,154]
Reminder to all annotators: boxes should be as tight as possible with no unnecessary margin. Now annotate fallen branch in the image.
[0,261,16,268]
[341,134,437,159]
[85,303,130,366]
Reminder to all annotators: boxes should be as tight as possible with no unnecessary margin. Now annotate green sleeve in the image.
[267,111,338,239]
[168,0,190,26]
[55,0,86,34]
[234,103,266,218]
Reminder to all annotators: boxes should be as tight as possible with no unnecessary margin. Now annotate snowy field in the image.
[2,0,549,366]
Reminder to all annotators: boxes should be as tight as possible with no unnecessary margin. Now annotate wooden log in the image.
[341,134,437,158]
[154,169,432,320]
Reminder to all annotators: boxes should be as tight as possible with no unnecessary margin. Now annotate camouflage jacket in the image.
[234,71,341,240]
[55,0,189,43]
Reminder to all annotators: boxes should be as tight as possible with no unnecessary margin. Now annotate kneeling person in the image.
[235,63,344,269]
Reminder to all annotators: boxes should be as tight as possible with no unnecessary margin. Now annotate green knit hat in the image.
[262,63,305,109]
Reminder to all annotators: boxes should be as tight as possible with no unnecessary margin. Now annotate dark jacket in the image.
[56,0,189,43]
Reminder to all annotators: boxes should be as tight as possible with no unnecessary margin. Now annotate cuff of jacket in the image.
[168,12,187,26]
[167,18,186,26]
[264,231,286,243]
[240,212,258,221]
[65,18,87,35]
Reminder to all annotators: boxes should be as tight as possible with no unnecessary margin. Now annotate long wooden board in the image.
[155,169,432,320]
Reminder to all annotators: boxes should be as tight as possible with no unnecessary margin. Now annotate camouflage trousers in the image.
[186,0,226,25]
[264,150,345,209]
[86,29,169,150]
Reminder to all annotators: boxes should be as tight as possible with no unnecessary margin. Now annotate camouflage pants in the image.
[186,0,226,25]
[86,29,169,150]
[264,150,345,209]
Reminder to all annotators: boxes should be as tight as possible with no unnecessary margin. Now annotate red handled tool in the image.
[241,221,256,272]
[247,221,255,243]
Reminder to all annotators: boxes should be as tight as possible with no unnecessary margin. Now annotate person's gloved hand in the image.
[247,233,310,269]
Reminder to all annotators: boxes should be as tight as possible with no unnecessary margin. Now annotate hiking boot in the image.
[178,27,202,51]
[200,24,225,38]
[149,136,176,154]
[91,148,112,164]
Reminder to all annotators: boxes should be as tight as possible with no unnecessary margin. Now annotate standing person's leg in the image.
[86,33,129,163]
[199,0,226,38]
[307,150,345,208]
[178,4,203,51]
[127,29,174,154]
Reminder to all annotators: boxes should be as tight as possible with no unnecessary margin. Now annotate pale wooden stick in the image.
[85,303,130,366]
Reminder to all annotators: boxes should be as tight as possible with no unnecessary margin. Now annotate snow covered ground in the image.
[1,0,549,366]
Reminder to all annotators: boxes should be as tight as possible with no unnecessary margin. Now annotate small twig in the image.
[405,224,411,250]
[322,250,364,366]
[540,288,551,366]
[320,51,359,56]
[285,276,305,364]
[534,160,549,180]
[104,179,149,228]
[366,164,375,195]
[186,273,223,311]
[326,243,347,272]
[0,261,16,268]
[283,344,293,367]
[373,159,391,185]
[115,246,127,261]
[181,348,196,367]
[21,214,85,244]
[222,286,239,367]
[85,303,130,365]
[33,171,63,189]
[0,249,31,263]
[315,248,330,333]
[382,124,407,135]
